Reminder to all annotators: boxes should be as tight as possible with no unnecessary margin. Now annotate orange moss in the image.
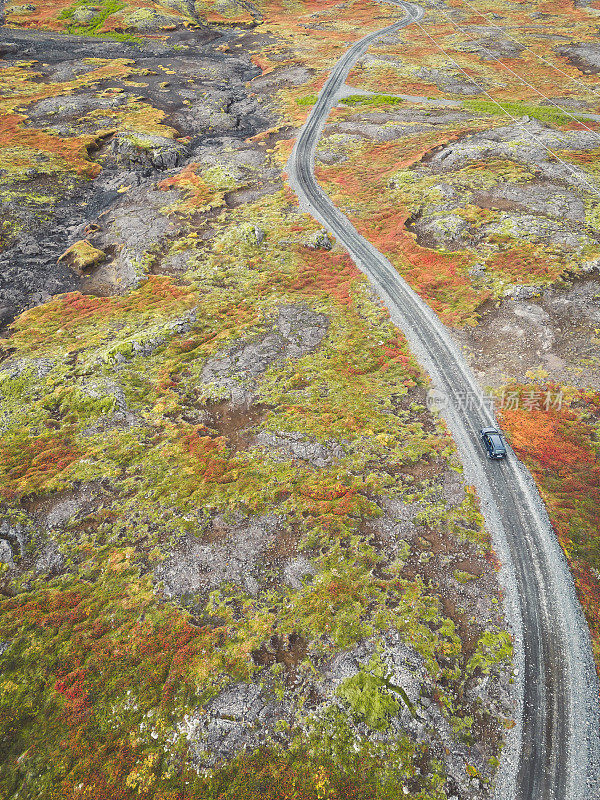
[0,433,81,500]
[181,429,236,484]
[271,247,361,306]
[10,276,196,353]
[158,163,223,213]
[537,0,589,15]
[5,0,75,31]
[366,203,487,326]
[317,131,492,325]
[500,386,600,670]
[0,112,102,178]
[485,244,565,282]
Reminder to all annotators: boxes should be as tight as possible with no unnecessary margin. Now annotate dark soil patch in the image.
[251,632,308,681]
[469,191,529,214]
[402,520,502,659]
[456,272,600,390]
[205,400,268,450]
[557,44,600,75]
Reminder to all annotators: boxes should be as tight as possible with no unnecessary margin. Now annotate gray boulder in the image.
[179,682,291,768]
[0,540,14,567]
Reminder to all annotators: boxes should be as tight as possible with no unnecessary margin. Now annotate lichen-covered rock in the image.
[154,514,281,598]
[426,119,600,176]
[283,556,316,590]
[179,682,292,769]
[58,240,106,275]
[462,36,525,61]
[34,541,64,575]
[200,304,329,399]
[28,93,124,122]
[85,184,181,295]
[0,521,26,558]
[0,539,14,567]
[124,9,182,31]
[255,430,343,467]
[415,66,485,96]
[71,5,101,24]
[305,230,332,250]
[558,43,600,73]
[111,132,188,172]
[172,96,239,135]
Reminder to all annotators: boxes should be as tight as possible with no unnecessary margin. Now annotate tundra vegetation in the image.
[1,0,600,796]
[499,385,600,667]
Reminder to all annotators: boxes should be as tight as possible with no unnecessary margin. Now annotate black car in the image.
[480,427,507,460]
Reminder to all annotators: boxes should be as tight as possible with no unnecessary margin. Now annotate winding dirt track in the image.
[287,3,600,798]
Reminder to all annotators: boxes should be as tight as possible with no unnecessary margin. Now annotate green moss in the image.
[196,707,447,799]
[461,98,586,127]
[453,569,479,584]
[296,94,318,106]
[467,629,513,675]
[0,152,504,796]
[59,0,140,40]
[336,652,417,730]
[341,93,408,107]
[202,163,238,190]
[60,0,123,27]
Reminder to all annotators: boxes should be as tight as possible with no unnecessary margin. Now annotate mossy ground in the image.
[14,0,600,792]
[5,0,190,35]
[0,57,178,208]
[499,383,600,671]
[0,162,510,798]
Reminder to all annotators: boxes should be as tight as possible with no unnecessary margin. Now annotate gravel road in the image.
[287,2,600,798]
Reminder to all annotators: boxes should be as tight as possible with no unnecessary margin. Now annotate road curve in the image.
[287,3,600,798]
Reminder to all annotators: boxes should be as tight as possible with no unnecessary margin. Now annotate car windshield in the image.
[489,435,504,448]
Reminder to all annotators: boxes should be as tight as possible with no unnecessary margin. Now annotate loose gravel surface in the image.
[287,2,600,798]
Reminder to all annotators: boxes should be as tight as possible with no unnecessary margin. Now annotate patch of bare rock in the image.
[177,629,513,799]
[200,303,329,406]
[455,274,600,389]
[155,513,282,598]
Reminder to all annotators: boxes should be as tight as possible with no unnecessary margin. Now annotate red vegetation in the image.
[318,134,492,325]
[158,164,217,211]
[296,479,374,530]
[486,245,563,282]
[0,433,80,500]
[0,112,102,178]
[270,247,361,306]
[182,430,235,484]
[500,386,600,670]
[0,566,226,799]
[10,276,197,350]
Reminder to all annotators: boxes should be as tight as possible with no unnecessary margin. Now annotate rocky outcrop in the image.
[58,239,106,275]
[255,430,344,467]
[200,304,329,405]
[154,514,281,598]
[179,683,292,769]
[111,132,189,172]
[177,630,514,797]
